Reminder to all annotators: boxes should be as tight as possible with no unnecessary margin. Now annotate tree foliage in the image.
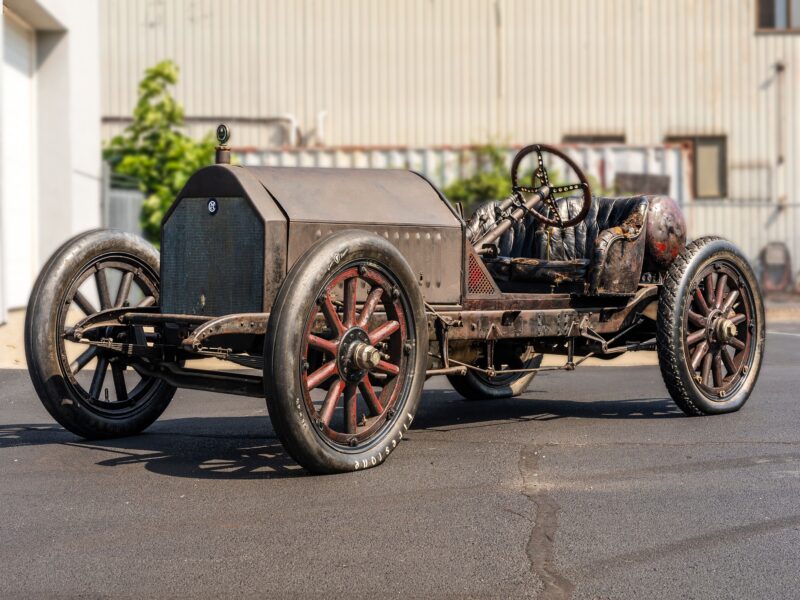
[104,60,215,243]
[443,145,513,218]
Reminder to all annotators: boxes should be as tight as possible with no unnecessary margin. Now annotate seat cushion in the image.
[485,256,589,284]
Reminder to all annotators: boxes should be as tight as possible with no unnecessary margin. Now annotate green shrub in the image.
[104,60,215,244]
[443,145,512,218]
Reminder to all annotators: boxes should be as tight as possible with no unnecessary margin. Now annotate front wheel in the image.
[264,230,428,473]
[657,236,765,415]
[25,230,176,438]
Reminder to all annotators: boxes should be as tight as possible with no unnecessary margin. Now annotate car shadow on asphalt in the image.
[0,418,305,480]
[1,392,682,479]
[412,389,684,432]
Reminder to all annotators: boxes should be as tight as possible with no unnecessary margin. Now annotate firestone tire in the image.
[447,352,542,401]
[25,229,176,438]
[657,236,765,416]
[264,230,428,474]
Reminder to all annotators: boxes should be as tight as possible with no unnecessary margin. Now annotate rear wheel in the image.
[25,230,176,438]
[447,346,542,400]
[657,236,765,415]
[264,230,428,473]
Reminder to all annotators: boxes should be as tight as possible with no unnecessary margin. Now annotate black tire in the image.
[657,236,765,415]
[447,349,542,401]
[25,229,176,438]
[264,230,428,474]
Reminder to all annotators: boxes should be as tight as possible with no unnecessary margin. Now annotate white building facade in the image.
[98,0,799,261]
[0,0,102,323]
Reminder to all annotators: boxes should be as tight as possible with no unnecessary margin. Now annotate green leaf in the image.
[102,59,215,243]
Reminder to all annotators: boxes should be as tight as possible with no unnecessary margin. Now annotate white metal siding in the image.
[2,10,36,310]
[241,144,690,203]
[100,0,800,261]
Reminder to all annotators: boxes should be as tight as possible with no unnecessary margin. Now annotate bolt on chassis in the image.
[26,126,765,473]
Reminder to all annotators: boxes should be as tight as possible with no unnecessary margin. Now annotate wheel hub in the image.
[713,317,737,343]
[352,342,381,371]
[337,327,379,383]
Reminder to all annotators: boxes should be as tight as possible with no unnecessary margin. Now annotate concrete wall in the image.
[0,0,101,320]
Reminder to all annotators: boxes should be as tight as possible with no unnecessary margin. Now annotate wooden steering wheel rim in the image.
[510,144,592,228]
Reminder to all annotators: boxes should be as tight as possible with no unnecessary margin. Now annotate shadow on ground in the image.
[1,387,682,479]
[412,388,683,432]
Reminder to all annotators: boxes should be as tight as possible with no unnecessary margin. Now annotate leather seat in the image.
[467,195,650,294]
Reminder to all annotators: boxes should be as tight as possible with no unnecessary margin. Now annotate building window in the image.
[562,134,626,144]
[757,0,800,31]
[667,136,728,199]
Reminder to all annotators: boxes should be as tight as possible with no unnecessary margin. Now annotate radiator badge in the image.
[207,198,218,215]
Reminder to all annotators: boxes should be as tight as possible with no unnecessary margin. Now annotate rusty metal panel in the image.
[162,197,264,316]
[287,222,463,305]
[248,166,462,227]
[166,165,288,312]
[250,166,464,304]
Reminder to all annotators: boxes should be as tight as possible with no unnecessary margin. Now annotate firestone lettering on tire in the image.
[352,412,413,470]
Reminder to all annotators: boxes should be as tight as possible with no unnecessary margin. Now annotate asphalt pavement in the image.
[1,325,799,599]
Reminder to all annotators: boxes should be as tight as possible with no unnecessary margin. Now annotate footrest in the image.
[510,257,589,284]
[483,256,590,285]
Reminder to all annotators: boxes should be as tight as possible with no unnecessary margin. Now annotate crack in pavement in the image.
[519,444,574,600]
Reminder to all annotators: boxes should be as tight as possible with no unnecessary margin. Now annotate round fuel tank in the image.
[644,195,687,271]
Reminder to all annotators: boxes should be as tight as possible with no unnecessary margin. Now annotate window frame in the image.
[756,0,800,34]
[666,135,728,200]
[561,133,626,145]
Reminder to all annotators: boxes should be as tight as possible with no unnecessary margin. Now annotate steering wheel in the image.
[510,144,592,228]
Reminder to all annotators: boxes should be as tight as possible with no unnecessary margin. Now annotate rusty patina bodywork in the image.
[644,195,687,271]
[80,154,692,365]
[161,165,463,315]
[70,147,692,392]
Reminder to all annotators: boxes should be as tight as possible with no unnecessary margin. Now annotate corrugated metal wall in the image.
[241,144,690,202]
[101,0,800,262]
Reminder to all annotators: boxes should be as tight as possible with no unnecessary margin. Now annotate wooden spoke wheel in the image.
[302,263,411,445]
[57,255,160,416]
[25,231,175,438]
[683,262,754,397]
[265,230,428,473]
[657,237,765,416]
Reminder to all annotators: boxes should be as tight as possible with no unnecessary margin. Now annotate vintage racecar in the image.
[25,126,765,473]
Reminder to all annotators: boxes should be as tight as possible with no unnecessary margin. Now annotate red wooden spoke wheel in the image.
[264,230,428,473]
[657,237,765,416]
[301,264,412,446]
[682,262,755,398]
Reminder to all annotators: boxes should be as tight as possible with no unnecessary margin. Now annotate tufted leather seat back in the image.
[467,196,649,261]
[533,196,649,261]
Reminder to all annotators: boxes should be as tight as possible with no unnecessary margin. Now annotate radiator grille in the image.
[161,197,265,315]
[467,252,496,295]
